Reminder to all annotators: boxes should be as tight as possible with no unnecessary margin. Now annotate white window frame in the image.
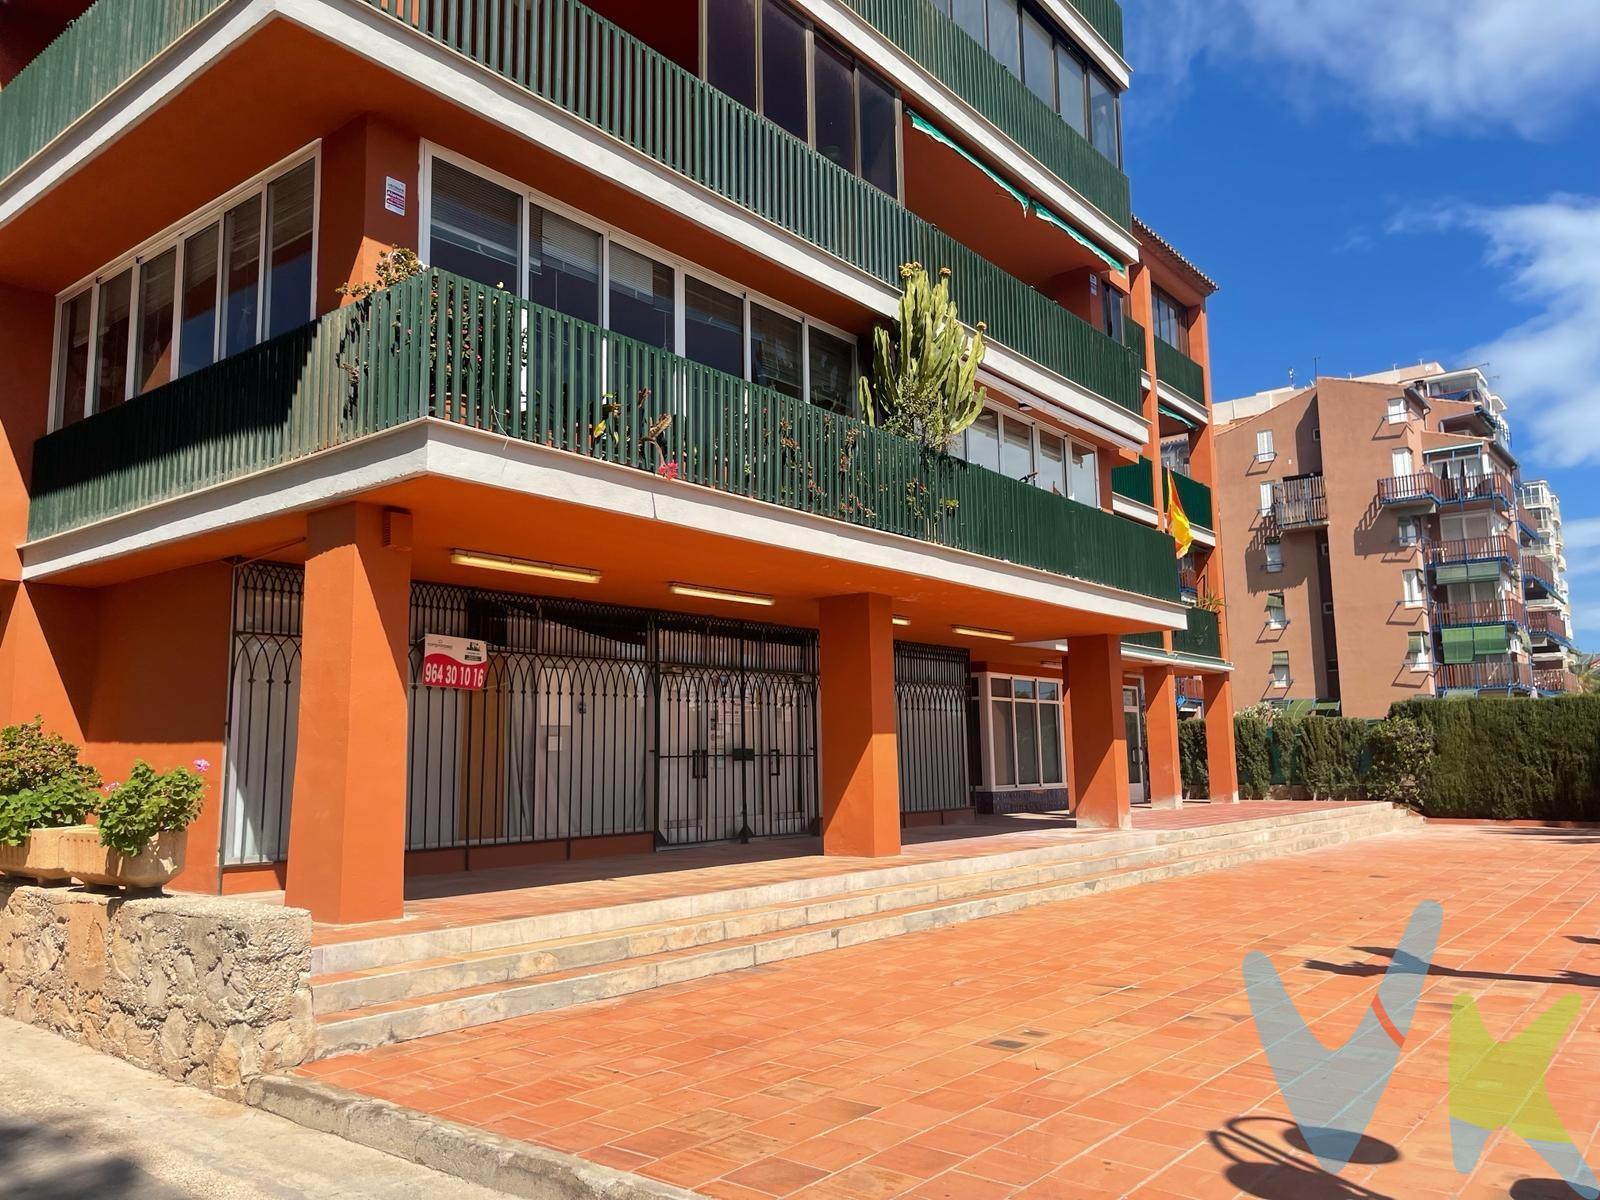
[1270,653,1291,688]
[1402,569,1426,608]
[1265,593,1287,630]
[1386,396,1408,425]
[1254,429,1276,463]
[1264,541,1283,574]
[49,143,322,433]
[976,671,1066,791]
[1407,632,1432,672]
[947,407,1101,508]
[419,143,857,411]
[1258,481,1275,515]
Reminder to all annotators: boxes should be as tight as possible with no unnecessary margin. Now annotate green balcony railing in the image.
[1155,336,1207,406]
[0,0,227,182]
[1110,456,1213,530]
[30,271,1179,603]
[1121,629,1164,651]
[1123,315,1146,356]
[0,0,1143,418]
[1064,0,1125,56]
[1174,607,1221,660]
[840,0,1129,229]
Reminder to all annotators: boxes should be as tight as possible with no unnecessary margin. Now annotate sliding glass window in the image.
[608,245,675,350]
[528,204,601,323]
[703,0,901,198]
[50,154,317,429]
[428,158,519,290]
[685,276,745,376]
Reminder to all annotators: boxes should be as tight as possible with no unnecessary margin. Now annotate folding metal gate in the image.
[895,642,973,813]
[407,584,818,851]
[221,563,304,865]
[655,615,818,846]
[223,573,819,858]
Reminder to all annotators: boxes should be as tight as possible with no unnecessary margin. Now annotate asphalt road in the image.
[0,1017,509,1200]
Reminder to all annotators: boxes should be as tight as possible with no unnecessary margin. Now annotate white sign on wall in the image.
[384,176,407,216]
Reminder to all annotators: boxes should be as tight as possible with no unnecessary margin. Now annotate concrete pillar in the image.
[1143,666,1183,809]
[817,593,900,857]
[285,503,412,924]
[1064,635,1130,830]
[1203,672,1240,803]
[316,115,421,313]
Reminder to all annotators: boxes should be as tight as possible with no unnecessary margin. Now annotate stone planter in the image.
[0,828,75,882]
[56,826,187,889]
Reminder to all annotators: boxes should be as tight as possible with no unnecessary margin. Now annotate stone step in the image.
[312,802,1411,977]
[310,804,1411,1016]
[311,805,1418,1058]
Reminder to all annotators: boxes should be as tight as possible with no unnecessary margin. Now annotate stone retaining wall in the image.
[0,882,314,1099]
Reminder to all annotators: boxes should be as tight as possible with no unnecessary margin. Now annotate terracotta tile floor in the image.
[309,802,1362,947]
[302,821,1600,1197]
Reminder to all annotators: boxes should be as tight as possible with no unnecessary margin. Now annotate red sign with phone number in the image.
[421,634,489,691]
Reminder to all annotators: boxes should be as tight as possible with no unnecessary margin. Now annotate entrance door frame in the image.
[1122,677,1148,804]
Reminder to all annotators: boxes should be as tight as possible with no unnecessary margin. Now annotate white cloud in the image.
[1446,197,1600,470]
[1127,0,1600,138]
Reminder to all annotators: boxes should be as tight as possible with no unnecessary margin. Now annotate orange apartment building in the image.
[1214,364,1578,718]
[0,0,1236,925]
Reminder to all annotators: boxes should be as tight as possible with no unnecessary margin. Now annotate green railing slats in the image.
[1124,315,1145,354]
[1121,630,1163,650]
[30,270,1178,604]
[1063,0,1124,56]
[0,0,228,182]
[840,0,1129,228]
[1110,455,1212,530]
[0,0,1142,418]
[1155,337,1206,406]
[1173,607,1221,660]
[1110,458,1155,509]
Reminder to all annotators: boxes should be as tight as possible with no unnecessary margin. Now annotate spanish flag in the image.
[1167,469,1193,558]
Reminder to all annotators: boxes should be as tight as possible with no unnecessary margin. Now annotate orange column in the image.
[1064,635,1130,830]
[285,503,412,924]
[1203,673,1240,803]
[818,593,899,857]
[1143,666,1182,809]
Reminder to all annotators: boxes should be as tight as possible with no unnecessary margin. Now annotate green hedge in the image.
[1389,696,1600,820]
[1179,720,1209,798]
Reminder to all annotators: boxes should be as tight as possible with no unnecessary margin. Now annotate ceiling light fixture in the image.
[450,549,601,584]
[952,624,1015,642]
[892,615,911,627]
[668,582,776,608]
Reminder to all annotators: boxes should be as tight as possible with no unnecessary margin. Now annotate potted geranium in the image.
[0,719,101,882]
[61,759,207,889]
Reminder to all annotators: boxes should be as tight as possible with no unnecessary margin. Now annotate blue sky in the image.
[1119,0,1600,643]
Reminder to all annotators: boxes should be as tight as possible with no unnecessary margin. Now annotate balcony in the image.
[1528,609,1574,647]
[1435,659,1535,694]
[28,270,1180,604]
[1431,598,1526,628]
[1438,470,1517,509]
[1175,676,1204,707]
[1173,607,1222,660]
[1523,555,1560,596]
[0,0,1143,419]
[1378,473,1443,508]
[1272,476,1327,531]
[1062,0,1125,54]
[841,0,1130,227]
[1154,337,1207,407]
[1425,532,1521,569]
[1109,458,1213,530]
[1178,563,1199,601]
[1535,667,1580,695]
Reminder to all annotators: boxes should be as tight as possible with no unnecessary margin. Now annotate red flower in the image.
[657,460,681,480]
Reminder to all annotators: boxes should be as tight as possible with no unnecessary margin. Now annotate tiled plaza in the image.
[302,822,1600,1199]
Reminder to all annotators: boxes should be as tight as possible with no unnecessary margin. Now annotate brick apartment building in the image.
[1213,364,1577,718]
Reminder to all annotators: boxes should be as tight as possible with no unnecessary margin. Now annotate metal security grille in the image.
[221,563,304,865]
[895,642,972,813]
[407,585,818,851]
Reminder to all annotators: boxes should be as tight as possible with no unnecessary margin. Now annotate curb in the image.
[247,1075,696,1200]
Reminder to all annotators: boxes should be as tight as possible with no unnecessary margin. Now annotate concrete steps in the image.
[310,804,1420,1059]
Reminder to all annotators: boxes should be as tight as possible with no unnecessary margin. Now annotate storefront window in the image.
[987,675,1064,788]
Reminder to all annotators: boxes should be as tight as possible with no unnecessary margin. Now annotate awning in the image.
[1441,627,1475,665]
[907,111,1028,210]
[1030,202,1127,273]
[1158,401,1198,428]
[905,111,1129,274]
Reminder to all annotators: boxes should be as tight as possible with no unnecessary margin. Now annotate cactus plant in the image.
[858,264,988,452]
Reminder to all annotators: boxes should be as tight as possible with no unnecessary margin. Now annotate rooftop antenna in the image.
[1288,367,1296,389]
[1313,355,1321,380]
